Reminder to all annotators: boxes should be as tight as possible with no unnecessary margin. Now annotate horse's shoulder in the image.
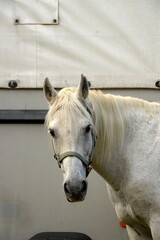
[107,183,151,226]
[106,184,131,222]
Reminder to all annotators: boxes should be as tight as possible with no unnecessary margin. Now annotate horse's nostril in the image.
[64,182,70,194]
[81,180,87,192]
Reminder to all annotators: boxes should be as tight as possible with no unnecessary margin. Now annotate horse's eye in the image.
[48,129,55,138]
[85,125,91,133]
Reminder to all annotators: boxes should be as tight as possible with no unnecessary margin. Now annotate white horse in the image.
[44,75,160,240]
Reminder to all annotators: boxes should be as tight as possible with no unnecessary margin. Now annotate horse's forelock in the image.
[45,87,93,128]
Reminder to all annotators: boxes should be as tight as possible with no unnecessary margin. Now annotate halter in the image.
[54,151,92,177]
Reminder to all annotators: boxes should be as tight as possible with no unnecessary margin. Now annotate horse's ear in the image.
[43,77,57,104]
[76,74,90,100]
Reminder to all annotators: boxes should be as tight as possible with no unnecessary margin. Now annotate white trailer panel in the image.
[0,0,159,89]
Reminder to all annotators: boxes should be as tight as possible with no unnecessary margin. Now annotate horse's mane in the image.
[89,90,160,116]
[46,87,160,163]
[89,90,160,163]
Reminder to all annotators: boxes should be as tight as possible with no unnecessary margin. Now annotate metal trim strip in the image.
[0,110,47,124]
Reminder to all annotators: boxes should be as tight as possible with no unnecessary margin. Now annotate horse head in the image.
[44,75,95,202]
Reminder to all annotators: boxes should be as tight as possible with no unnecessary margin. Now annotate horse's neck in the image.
[90,93,158,190]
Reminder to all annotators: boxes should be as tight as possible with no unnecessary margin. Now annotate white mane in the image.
[89,90,160,163]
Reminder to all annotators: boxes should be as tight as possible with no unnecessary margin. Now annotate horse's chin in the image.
[66,195,86,203]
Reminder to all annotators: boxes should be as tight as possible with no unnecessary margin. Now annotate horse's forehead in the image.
[48,108,89,126]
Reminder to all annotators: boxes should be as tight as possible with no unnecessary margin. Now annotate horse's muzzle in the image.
[63,179,88,202]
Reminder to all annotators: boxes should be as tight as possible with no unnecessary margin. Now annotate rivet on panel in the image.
[15,19,20,24]
[8,81,18,89]
[155,80,160,88]
[53,19,57,23]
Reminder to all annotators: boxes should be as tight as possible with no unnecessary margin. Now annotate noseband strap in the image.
[54,151,90,166]
[54,151,92,177]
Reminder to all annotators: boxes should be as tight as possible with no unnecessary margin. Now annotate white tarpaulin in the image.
[0,0,159,89]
